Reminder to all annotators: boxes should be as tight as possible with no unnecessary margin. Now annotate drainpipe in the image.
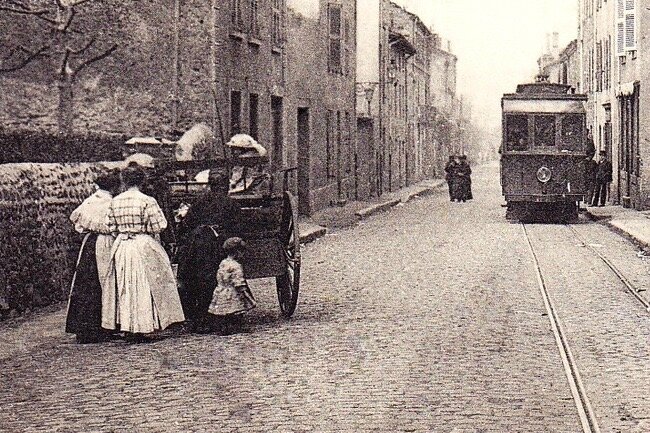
[172,0,180,130]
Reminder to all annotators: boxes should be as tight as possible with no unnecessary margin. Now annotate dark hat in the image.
[223,237,247,253]
[95,170,121,192]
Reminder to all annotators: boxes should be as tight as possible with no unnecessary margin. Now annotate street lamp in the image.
[364,86,375,116]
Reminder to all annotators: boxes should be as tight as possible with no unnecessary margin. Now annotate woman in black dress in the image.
[65,170,121,343]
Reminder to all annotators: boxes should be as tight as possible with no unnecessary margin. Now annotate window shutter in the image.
[328,3,342,74]
[616,0,625,55]
[624,0,636,51]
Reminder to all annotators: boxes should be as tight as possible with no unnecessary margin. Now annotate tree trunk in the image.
[57,74,74,135]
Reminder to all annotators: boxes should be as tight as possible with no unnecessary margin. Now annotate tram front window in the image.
[560,114,583,151]
[534,115,556,147]
[505,115,529,151]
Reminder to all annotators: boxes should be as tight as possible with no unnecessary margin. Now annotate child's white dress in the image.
[208,257,256,316]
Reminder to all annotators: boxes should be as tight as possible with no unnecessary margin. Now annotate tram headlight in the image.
[537,166,552,183]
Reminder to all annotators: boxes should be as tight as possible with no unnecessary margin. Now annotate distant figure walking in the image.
[66,171,121,343]
[591,150,612,207]
[457,155,473,201]
[103,167,184,341]
[444,155,460,202]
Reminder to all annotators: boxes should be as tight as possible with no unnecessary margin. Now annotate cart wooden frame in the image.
[157,156,301,318]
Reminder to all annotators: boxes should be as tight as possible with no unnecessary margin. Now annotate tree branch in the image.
[73,43,117,75]
[69,37,95,55]
[0,5,49,15]
[59,6,75,32]
[6,0,29,10]
[0,45,50,73]
[60,48,72,75]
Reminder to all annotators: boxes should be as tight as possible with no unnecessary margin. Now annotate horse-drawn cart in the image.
[156,156,301,318]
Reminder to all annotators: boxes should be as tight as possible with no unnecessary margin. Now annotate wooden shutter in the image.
[624,0,636,51]
[616,0,625,55]
[328,4,342,74]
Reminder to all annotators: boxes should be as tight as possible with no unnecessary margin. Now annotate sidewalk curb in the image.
[403,180,446,203]
[355,198,402,220]
[584,209,650,249]
[298,224,327,245]
[356,180,446,220]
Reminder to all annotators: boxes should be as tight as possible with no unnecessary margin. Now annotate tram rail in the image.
[567,224,650,312]
[522,224,601,433]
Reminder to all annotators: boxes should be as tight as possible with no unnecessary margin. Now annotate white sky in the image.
[394,0,578,129]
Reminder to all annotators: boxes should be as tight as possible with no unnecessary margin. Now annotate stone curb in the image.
[355,198,402,220]
[402,180,446,203]
[355,180,446,220]
[584,209,650,249]
[298,224,327,245]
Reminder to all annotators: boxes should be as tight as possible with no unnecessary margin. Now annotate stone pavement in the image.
[299,178,446,241]
[2,163,650,431]
[585,203,650,248]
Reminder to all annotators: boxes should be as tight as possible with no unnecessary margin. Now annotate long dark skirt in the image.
[176,226,228,325]
[66,233,103,335]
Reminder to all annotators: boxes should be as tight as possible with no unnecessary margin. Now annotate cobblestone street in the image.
[2,162,650,432]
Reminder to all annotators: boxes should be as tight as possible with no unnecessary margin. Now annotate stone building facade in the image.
[286,0,357,214]
[1,1,361,215]
[356,0,459,195]
[577,0,650,209]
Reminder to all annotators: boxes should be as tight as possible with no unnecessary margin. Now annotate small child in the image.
[208,237,256,327]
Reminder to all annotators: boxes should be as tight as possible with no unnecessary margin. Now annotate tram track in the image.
[522,224,601,433]
[566,224,650,312]
[522,220,650,432]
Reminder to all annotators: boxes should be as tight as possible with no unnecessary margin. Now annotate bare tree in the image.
[0,0,118,134]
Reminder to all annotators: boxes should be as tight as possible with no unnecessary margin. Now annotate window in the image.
[326,110,334,179]
[328,3,342,74]
[231,0,243,30]
[617,0,636,54]
[624,0,636,51]
[505,115,529,151]
[249,0,259,36]
[230,91,242,136]
[272,0,283,48]
[560,115,583,151]
[249,93,259,140]
[595,41,602,92]
[534,116,556,147]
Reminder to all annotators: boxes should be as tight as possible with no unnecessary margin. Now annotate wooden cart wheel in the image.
[276,191,301,317]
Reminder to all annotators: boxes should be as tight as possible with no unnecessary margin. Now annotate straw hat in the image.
[124,153,155,169]
[226,134,267,157]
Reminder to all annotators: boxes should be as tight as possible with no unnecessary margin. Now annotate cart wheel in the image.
[276,191,301,318]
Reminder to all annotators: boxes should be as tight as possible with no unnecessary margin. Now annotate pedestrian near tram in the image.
[592,150,613,207]
[102,166,185,341]
[66,170,121,344]
[585,157,598,206]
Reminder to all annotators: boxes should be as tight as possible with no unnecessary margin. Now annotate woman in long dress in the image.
[102,167,184,339]
[66,170,121,343]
